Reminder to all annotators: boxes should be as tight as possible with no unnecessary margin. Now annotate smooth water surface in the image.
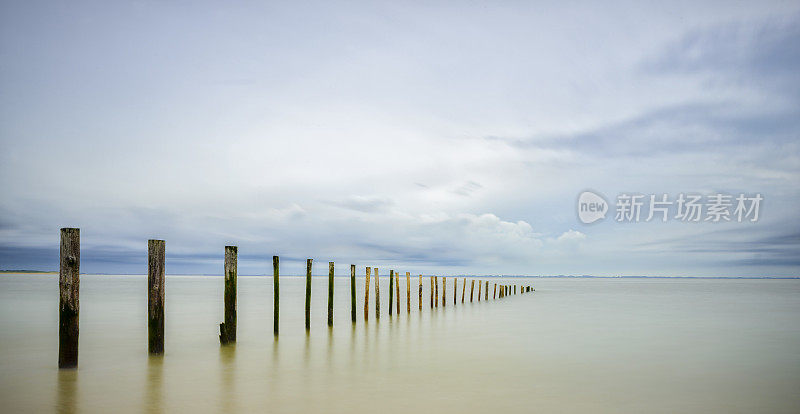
[1,275,799,413]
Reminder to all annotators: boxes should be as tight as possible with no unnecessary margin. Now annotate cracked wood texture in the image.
[59,228,80,368]
[148,239,166,353]
[219,246,237,344]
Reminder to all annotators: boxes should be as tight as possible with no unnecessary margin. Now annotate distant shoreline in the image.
[0,270,57,274]
[1,271,796,279]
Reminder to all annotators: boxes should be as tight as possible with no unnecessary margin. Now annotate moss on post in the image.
[219,246,237,345]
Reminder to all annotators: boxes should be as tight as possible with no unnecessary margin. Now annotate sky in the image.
[1,0,798,276]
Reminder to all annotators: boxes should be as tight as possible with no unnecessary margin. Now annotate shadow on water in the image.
[219,345,236,413]
[145,356,164,414]
[56,369,78,414]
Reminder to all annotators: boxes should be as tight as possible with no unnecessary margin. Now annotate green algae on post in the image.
[219,246,237,345]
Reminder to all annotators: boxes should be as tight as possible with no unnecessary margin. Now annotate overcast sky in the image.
[1,1,798,276]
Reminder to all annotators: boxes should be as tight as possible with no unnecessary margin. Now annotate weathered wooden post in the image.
[273,256,279,336]
[477,280,482,302]
[374,268,380,319]
[59,228,80,368]
[528,286,531,292]
[305,258,312,331]
[485,281,488,301]
[442,277,446,307]
[350,265,356,323]
[435,276,439,308]
[453,277,457,305]
[395,271,400,314]
[219,246,237,344]
[364,267,371,320]
[148,239,165,354]
[406,272,411,313]
[461,278,466,303]
[389,270,394,316]
[327,262,334,327]
[470,279,475,302]
[429,276,434,308]
[514,285,517,295]
[493,283,497,299]
[418,274,422,311]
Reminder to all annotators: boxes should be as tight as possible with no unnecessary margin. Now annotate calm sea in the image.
[1,274,798,413]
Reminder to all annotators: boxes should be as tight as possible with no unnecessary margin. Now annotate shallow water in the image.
[1,274,799,413]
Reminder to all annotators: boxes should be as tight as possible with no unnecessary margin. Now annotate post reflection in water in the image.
[145,356,164,414]
[219,345,236,413]
[56,369,78,414]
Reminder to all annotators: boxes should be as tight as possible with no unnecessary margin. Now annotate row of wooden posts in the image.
[58,229,533,368]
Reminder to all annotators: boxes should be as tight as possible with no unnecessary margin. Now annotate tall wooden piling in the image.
[389,270,394,316]
[461,278,466,303]
[350,265,356,323]
[493,283,497,299]
[442,277,446,307]
[485,281,488,300]
[219,246,237,344]
[477,280,481,302]
[470,279,475,302]
[395,271,400,314]
[305,259,312,331]
[273,256,279,336]
[327,262,334,327]
[406,272,411,313]
[418,274,422,311]
[430,276,434,308]
[514,285,517,295]
[148,239,165,354]
[374,268,380,319]
[364,267,371,320]
[59,228,80,368]
[435,276,439,308]
[454,277,457,305]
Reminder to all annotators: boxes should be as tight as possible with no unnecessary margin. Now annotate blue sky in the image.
[1,1,798,276]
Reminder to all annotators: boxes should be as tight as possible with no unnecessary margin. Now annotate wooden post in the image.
[429,276,434,308]
[435,276,439,308]
[364,267,371,320]
[59,228,80,368]
[514,285,517,295]
[477,280,481,302]
[148,239,165,354]
[485,281,488,301]
[327,262,334,327]
[374,268,380,319]
[442,277,446,307]
[389,270,394,316]
[406,272,411,313]
[395,271,399,315]
[493,283,497,299]
[273,256,279,336]
[305,258,311,331]
[461,278,466,303]
[418,274,422,311]
[350,265,356,323]
[470,279,475,302]
[453,277,457,305]
[219,246,237,344]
